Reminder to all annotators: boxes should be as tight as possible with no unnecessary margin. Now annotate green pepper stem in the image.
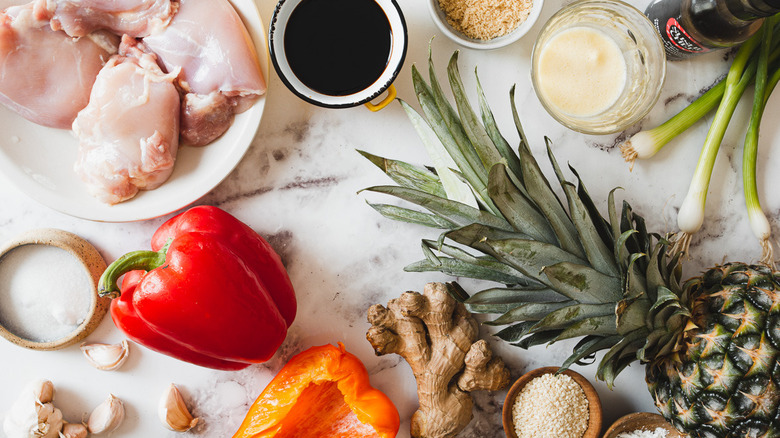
[98,240,171,299]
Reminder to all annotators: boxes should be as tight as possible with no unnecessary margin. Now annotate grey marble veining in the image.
[0,0,773,436]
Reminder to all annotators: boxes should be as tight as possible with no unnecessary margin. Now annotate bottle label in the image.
[664,17,711,56]
[645,0,711,60]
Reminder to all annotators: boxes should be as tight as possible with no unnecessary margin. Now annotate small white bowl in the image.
[427,0,544,50]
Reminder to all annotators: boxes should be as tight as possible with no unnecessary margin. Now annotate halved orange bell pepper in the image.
[233,343,399,438]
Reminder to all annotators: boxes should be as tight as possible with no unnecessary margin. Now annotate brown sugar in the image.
[437,0,533,40]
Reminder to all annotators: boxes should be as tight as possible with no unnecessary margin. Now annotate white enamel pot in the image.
[268,0,408,111]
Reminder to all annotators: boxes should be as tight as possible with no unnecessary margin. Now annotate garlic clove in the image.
[32,379,55,404]
[80,340,130,371]
[158,384,199,432]
[60,422,88,438]
[87,394,125,434]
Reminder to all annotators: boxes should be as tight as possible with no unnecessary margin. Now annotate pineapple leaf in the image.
[488,164,556,244]
[508,85,531,156]
[467,286,566,305]
[518,144,587,260]
[597,330,647,387]
[423,56,491,193]
[447,52,507,172]
[529,303,616,331]
[422,239,540,286]
[547,142,619,277]
[357,149,446,197]
[495,321,536,342]
[616,294,651,335]
[513,330,563,349]
[397,100,479,207]
[486,301,574,325]
[366,202,456,229]
[404,257,528,284]
[570,165,614,250]
[445,281,471,302]
[554,315,618,341]
[541,262,622,304]
[363,185,512,230]
[561,335,621,370]
[412,65,490,201]
[479,237,589,287]
[476,71,525,191]
[608,188,622,245]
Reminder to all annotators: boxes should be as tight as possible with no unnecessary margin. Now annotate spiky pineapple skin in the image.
[646,263,780,438]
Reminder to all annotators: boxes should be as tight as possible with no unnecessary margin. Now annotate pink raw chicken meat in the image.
[73,36,180,205]
[144,0,266,146]
[33,0,176,38]
[0,4,115,128]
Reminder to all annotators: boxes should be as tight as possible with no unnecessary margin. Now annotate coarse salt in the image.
[616,427,669,438]
[512,372,589,438]
[0,244,92,342]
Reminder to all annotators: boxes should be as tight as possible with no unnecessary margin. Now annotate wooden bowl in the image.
[0,229,109,350]
[603,412,686,438]
[503,366,602,438]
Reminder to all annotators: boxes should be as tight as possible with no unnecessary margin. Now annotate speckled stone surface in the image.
[0,0,772,436]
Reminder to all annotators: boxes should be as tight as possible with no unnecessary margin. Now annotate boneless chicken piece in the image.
[0,4,115,128]
[144,0,266,146]
[74,36,180,205]
[33,0,176,38]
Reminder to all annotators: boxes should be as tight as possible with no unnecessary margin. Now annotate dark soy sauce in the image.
[284,0,392,96]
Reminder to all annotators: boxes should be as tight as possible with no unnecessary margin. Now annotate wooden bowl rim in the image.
[502,366,603,438]
[603,412,685,438]
[0,228,109,350]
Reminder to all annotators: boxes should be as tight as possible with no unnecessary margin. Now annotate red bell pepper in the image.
[98,205,296,370]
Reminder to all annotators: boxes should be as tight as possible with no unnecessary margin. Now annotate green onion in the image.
[673,31,763,255]
[620,80,725,169]
[743,16,779,266]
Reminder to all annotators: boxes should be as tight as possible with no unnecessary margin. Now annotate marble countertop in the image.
[0,0,776,436]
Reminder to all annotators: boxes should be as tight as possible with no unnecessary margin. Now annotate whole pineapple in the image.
[361,51,780,437]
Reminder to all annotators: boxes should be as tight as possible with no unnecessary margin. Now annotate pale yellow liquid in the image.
[536,26,627,117]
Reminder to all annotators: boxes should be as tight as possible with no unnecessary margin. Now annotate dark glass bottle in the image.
[645,0,780,60]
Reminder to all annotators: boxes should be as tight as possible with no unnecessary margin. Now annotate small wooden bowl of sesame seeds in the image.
[502,366,602,438]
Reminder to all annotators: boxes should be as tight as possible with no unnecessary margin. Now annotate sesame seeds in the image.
[511,373,589,438]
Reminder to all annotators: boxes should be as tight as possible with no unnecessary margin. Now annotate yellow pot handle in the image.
[364,84,397,112]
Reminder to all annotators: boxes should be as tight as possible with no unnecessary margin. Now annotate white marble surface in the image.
[0,0,777,436]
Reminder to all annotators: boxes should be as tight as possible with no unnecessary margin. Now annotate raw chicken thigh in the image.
[73,36,180,205]
[0,4,115,128]
[144,0,265,145]
[33,0,176,37]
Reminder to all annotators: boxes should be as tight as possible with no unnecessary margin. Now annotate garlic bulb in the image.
[59,422,88,438]
[158,384,199,432]
[80,340,130,371]
[3,380,63,438]
[87,394,124,434]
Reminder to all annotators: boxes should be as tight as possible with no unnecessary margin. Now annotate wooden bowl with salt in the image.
[502,366,602,438]
[0,228,109,350]
[603,412,685,438]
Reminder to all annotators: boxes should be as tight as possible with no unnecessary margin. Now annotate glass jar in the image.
[531,0,667,135]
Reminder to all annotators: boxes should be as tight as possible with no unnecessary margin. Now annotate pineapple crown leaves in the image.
[359,50,690,387]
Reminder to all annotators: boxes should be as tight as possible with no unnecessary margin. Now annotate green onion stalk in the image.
[672,32,763,256]
[743,16,780,266]
[620,80,725,170]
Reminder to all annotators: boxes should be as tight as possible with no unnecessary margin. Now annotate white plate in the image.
[0,0,269,222]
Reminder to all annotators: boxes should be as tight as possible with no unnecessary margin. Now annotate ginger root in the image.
[366,282,510,438]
